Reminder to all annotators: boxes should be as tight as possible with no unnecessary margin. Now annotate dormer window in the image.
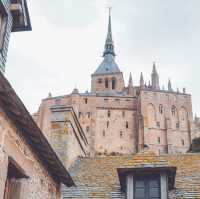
[117,166,176,199]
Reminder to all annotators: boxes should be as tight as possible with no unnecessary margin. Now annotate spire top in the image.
[128,72,133,87]
[140,72,144,88]
[168,79,173,91]
[103,8,115,57]
[152,61,157,74]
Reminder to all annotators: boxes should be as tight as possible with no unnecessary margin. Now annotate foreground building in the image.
[0,1,74,198]
[35,11,194,161]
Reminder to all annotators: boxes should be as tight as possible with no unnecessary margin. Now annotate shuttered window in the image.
[134,174,161,199]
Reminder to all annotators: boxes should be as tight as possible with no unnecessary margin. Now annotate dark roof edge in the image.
[0,72,74,187]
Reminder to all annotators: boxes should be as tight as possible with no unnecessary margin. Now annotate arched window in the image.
[159,105,163,114]
[105,78,109,88]
[171,106,176,116]
[126,121,129,129]
[112,77,116,90]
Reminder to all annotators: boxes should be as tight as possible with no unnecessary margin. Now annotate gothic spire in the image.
[151,61,160,90]
[128,73,133,87]
[103,8,115,57]
[168,79,173,91]
[140,72,144,88]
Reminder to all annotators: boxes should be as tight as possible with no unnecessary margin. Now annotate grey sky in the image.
[5,0,200,115]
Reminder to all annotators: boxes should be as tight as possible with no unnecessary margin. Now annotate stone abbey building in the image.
[35,12,194,161]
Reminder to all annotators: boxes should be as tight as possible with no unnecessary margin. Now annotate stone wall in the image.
[0,110,60,199]
[140,90,193,154]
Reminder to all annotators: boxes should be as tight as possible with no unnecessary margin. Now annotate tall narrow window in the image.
[86,126,89,132]
[107,121,109,128]
[122,110,125,117]
[112,78,116,89]
[78,112,81,119]
[171,106,176,116]
[126,121,128,129]
[108,110,111,117]
[84,98,88,104]
[181,139,185,146]
[159,104,163,114]
[157,137,161,144]
[105,78,109,88]
[103,130,105,137]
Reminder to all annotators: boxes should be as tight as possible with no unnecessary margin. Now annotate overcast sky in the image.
[5,0,200,115]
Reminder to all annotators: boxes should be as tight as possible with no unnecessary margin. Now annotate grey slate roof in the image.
[93,54,121,76]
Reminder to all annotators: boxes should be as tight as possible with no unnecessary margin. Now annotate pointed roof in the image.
[128,73,133,87]
[93,9,121,76]
[152,61,158,74]
[140,72,144,86]
[103,8,115,57]
[168,79,173,91]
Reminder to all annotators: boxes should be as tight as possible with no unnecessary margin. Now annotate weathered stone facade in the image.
[0,110,60,199]
[34,12,196,160]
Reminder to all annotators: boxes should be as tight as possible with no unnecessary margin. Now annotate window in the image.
[102,130,105,137]
[159,105,163,114]
[134,174,161,199]
[126,121,129,129]
[120,131,123,138]
[107,121,109,128]
[181,139,185,146]
[112,78,116,89]
[171,106,176,116]
[0,13,7,49]
[86,126,89,132]
[107,110,111,117]
[84,98,88,104]
[105,78,109,88]
[157,137,161,144]
[87,112,91,118]
[98,78,102,84]
[78,112,81,119]
[122,110,125,117]
[157,122,160,128]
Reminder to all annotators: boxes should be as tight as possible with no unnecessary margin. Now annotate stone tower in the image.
[91,10,125,93]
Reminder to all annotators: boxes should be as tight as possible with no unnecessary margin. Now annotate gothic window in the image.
[159,105,163,114]
[105,78,109,88]
[126,121,128,129]
[107,110,111,117]
[84,98,88,104]
[112,77,116,90]
[171,106,176,116]
[181,139,185,146]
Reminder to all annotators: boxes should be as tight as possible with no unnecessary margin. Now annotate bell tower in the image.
[91,9,125,94]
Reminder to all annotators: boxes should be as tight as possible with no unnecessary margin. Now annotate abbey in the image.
[34,12,194,162]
